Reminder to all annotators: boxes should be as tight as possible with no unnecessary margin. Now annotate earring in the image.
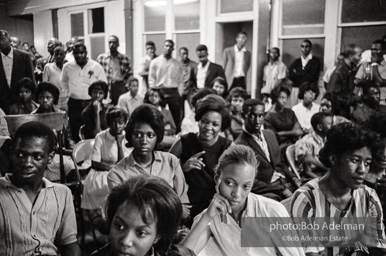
[149,246,155,256]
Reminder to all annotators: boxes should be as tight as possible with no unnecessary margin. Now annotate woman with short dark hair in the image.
[91,176,195,256]
[265,85,303,149]
[107,104,190,219]
[291,122,386,255]
[224,87,249,140]
[170,94,232,226]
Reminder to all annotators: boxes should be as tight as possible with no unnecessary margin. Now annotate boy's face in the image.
[92,87,105,101]
[38,91,55,110]
[19,87,32,103]
[129,81,139,97]
[12,136,54,186]
[54,48,65,63]
[146,45,155,56]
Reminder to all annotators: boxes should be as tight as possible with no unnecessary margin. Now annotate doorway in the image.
[215,21,253,94]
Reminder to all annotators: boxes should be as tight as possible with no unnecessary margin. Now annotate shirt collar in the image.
[107,51,122,59]
[124,151,162,171]
[234,44,246,52]
[2,174,54,188]
[301,53,313,62]
[310,130,324,145]
[243,126,263,141]
[1,47,13,58]
[198,60,210,69]
[222,194,251,225]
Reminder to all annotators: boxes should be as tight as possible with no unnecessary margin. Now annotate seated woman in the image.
[7,77,39,115]
[82,81,109,139]
[82,107,131,211]
[107,104,190,218]
[364,112,386,223]
[211,76,228,99]
[292,82,320,134]
[224,87,249,141]
[290,122,386,255]
[32,82,75,181]
[319,92,350,125]
[181,88,217,136]
[264,85,303,151]
[91,176,195,256]
[170,94,232,226]
[182,145,305,255]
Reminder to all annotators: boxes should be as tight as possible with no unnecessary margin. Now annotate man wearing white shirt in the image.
[148,40,184,131]
[61,42,107,141]
[223,32,251,90]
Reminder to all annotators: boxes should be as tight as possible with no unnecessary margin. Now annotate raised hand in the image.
[182,151,205,172]
[92,100,101,113]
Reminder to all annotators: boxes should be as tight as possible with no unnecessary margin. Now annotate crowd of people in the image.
[1,26,386,255]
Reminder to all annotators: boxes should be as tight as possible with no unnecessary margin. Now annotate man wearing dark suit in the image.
[190,44,226,90]
[288,39,321,106]
[0,30,34,112]
[223,31,251,91]
[235,99,302,201]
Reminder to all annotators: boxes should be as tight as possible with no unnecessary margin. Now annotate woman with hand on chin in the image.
[169,94,232,227]
[82,107,131,211]
[182,145,305,256]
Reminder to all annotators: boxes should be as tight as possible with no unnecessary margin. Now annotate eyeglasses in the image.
[133,131,156,139]
[301,45,310,48]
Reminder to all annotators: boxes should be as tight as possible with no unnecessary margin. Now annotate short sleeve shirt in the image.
[108,151,189,204]
[0,175,77,256]
[61,59,107,100]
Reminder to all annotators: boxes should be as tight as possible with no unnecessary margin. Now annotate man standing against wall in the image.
[61,42,107,142]
[97,35,132,105]
[190,44,226,90]
[288,39,321,106]
[223,31,251,91]
[149,40,184,131]
[36,38,62,82]
[0,30,34,111]
[262,47,288,102]
[179,47,197,102]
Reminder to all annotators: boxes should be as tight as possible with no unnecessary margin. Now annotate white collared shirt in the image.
[1,47,13,87]
[197,60,210,89]
[301,53,313,68]
[234,45,246,77]
[61,59,107,100]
